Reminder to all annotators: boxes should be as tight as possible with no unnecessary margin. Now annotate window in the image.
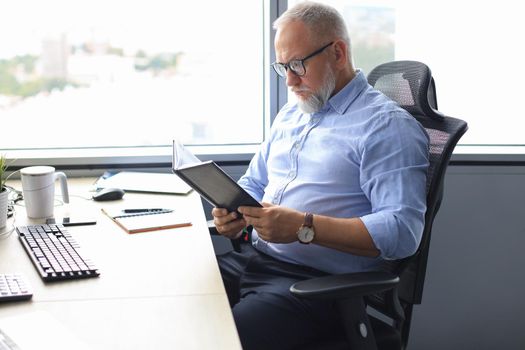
[394,1,522,146]
[3,0,524,161]
[0,0,264,151]
[287,0,525,147]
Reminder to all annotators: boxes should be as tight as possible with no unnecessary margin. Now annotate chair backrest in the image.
[367,61,468,306]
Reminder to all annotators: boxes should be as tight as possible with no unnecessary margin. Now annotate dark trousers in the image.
[216,243,344,350]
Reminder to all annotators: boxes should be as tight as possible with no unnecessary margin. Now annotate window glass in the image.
[287,0,524,146]
[395,0,522,145]
[286,0,395,106]
[0,0,264,149]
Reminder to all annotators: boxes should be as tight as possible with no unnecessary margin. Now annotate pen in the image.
[123,208,172,213]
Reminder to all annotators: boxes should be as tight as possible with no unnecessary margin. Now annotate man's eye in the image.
[289,60,302,70]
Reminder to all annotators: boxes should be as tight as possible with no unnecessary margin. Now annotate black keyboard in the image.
[16,224,100,282]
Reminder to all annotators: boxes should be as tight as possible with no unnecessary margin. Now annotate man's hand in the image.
[211,207,247,239]
[238,203,303,243]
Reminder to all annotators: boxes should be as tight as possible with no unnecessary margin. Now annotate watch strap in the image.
[304,212,313,228]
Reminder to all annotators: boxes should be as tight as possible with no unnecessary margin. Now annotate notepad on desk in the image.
[101,208,192,234]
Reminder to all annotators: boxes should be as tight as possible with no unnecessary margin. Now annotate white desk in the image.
[0,178,241,350]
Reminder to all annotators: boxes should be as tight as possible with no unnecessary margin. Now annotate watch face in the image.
[298,226,315,243]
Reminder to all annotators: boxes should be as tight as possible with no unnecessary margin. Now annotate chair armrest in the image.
[290,271,399,300]
[207,220,219,235]
[207,220,245,253]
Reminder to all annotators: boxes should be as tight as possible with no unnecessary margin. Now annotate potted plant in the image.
[0,155,11,229]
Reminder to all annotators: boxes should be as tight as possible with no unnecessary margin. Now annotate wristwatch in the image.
[297,212,315,244]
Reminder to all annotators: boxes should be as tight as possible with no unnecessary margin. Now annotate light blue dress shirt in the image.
[238,71,429,274]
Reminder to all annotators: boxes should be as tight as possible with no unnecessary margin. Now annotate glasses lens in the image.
[289,60,305,76]
[272,63,287,77]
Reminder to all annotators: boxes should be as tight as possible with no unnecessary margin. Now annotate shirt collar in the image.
[328,70,368,115]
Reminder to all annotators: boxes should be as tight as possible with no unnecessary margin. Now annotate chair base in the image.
[300,316,401,350]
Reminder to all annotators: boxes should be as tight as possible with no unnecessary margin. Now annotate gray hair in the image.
[273,1,351,50]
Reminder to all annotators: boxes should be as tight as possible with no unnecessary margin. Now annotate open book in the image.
[101,208,192,234]
[173,161,261,213]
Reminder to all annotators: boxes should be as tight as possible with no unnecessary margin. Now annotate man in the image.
[213,2,429,349]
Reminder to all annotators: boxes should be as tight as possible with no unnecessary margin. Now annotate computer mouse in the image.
[92,188,125,201]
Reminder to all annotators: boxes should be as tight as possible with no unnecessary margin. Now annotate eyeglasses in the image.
[271,42,333,78]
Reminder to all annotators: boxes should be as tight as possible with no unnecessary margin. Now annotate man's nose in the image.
[285,69,301,87]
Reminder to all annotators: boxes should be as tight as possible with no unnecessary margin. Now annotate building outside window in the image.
[0,0,264,151]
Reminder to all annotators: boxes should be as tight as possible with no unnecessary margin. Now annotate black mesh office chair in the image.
[209,60,467,349]
[289,61,468,349]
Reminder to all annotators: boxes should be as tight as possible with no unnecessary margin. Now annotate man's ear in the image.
[333,40,348,69]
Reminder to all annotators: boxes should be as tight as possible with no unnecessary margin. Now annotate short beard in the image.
[297,65,336,114]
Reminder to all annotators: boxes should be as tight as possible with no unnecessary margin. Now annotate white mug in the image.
[20,166,69,219]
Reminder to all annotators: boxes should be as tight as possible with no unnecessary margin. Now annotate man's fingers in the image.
[213,210,238,224]
[211,207,228,217]
[238,206,262,217]
[238,202,273,217]
[216,217,245,236]
[243,216,262,230]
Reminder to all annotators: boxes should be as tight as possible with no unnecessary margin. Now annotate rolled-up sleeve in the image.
[359,112,429,260]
